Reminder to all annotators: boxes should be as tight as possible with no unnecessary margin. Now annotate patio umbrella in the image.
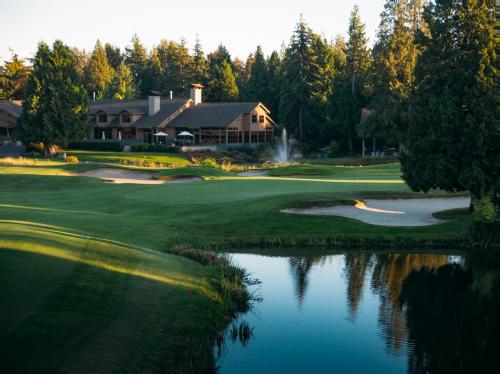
[178,131,194,137]
[153,132,168,136]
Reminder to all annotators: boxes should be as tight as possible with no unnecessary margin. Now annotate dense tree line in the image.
[1,1,496,210]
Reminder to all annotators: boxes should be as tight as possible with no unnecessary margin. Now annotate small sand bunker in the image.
[282,197,470,227]
[79,168,164,184]
[238,169,269,176]
[79,168,202,185]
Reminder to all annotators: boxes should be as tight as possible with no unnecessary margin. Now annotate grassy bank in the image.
[0,221,250,373]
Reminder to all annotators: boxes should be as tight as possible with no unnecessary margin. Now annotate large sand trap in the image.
[79,168,201,185]
[282,197,470,226]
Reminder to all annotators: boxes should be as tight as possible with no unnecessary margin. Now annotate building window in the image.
[97,112,108,123]
[251,115,257,123]
[121,112,131,123]
[94,128,112,139]
[258,115,265,123]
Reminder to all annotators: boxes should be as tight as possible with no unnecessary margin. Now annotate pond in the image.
[215,252,499,374]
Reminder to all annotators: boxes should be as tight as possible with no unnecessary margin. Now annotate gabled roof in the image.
[167,102,261,129]
[89,98,187,115]
[0,100,22,118]
[134,100,191,128]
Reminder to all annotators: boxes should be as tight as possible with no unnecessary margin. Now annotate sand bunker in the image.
[282,197,470,226]
[238,169,269,176]
[79,168,201,185]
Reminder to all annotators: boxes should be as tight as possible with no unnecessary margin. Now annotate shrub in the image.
[473,196,497,223]
[202,157,218,168]
[26,142,45,153]
[69,141,124,152]
[66,155,79,164]
[130,143,181,153]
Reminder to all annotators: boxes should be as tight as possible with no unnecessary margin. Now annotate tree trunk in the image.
[348,135,353,155]
[362,138,365,157]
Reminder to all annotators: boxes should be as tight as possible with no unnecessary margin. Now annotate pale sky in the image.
[0,0,386,64]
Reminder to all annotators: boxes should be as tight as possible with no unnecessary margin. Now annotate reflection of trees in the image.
[343,253,372,320]
[370,254,448,354]
[288,256,325,307]
[400,264,500,374]
[343,253,448,353]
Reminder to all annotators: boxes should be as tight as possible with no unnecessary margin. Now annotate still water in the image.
[216,252,499,374]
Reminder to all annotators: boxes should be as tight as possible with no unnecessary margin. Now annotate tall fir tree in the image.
[244,46,268,102]
[206,45,238,101]
[104,43,123,71]
[233,57,249,99]
[264,51,282,121]
[156,39,195,97]
[125,34,149,97]
[401,0,497,203]
[370,0,426,148]
[331,6,371,153]
[84,40,114,99]
[279,17,325,145]
[192,38,208,85]
[17,41,88,148]
[0,52,31,100]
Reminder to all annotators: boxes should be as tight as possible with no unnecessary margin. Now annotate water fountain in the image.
[274,128,291,163]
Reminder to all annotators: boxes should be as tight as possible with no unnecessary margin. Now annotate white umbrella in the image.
[178,131,194,137]
[153,132,168,136]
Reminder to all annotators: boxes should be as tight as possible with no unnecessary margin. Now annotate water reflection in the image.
[217,251,500,374]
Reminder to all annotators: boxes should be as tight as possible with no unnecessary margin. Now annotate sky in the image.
[0,0,386,64]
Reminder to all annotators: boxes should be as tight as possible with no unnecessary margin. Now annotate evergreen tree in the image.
[401,0,497,202]
[104,43,123,70]
[106,61,136,99]
[279,18,323,143]
[206,45,238,101]
[264,51,282,120]
[331,6,371,153]
[280,17,337,146]
[370,0,426,148]
[17,41,88,147]
[125,34,149,97]
[245,46,268,102]
[156,39,194,97]
[232,57,248,99]
[84,40,114,99]
[192,38,208,85]
[0,52,31,100]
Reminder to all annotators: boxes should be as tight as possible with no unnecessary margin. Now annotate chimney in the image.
[148,90,161,116]
[190,83,203,106]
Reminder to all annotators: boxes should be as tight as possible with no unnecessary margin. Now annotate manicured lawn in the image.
[0,221,232,373]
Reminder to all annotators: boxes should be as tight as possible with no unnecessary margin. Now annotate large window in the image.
[94,128,112,139]
[97,112,108,123]
[227,130,240,144]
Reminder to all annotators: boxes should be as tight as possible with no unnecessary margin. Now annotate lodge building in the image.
[0,84,276,146]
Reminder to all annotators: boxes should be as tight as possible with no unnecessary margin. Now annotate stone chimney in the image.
[148,90,161,116]
[190,83,203,106]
